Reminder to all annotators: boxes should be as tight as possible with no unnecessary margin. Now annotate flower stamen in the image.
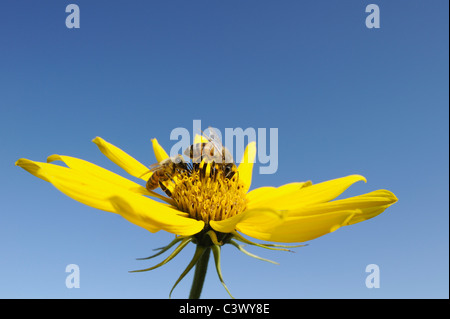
[167,161,248,225]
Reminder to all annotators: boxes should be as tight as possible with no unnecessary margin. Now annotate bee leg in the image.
[159,181,172,197]
[224,164,234,179]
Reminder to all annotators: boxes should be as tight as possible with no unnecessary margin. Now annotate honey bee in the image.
[184,128,233,164]
[184,128,236,178]
[145,155,187,191]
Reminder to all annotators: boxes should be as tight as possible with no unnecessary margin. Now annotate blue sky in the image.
[1,0,448,298]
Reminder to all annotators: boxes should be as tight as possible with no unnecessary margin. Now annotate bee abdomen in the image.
[146,176,159,191]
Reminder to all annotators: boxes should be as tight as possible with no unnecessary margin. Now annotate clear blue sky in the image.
[1,0,448,298]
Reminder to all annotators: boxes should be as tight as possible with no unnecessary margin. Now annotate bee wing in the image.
[183,145,192,158]
[206,127,235,163]
[222,147,234,164]
[204,127,224,156]
[184,143,205,158]
[148,163,162,172]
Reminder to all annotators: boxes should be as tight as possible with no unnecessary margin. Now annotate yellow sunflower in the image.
[15,135,397,298]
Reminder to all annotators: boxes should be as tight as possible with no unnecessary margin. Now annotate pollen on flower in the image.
[169,161,248,224]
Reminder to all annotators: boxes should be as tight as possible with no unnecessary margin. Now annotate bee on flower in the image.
[15,128,397,298]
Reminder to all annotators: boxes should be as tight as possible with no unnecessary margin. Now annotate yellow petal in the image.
[15,158,51,182]
[110,193,204,236]
[92,137,151,181]
[47,154,174,205]
[328,190,398,225]
[284,189,397,219]
[237,142,256,193]
[240,189,397,243]
[151,138,169,162]
[246,181,312,210]
[47,155,149,195]
[210,208,285,234]
[193,134,209,144]
[16,158,134,214]
[16,158,202,235]
[247,175,366,210]
[239,210,357,243]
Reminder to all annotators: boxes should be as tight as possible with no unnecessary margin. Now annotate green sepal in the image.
[211,244,234,299]
[169,245,207,298]
[129,237,192,273]
[232,232,305,252]
[136,236,185,260]
[231,232,291,251]
[229,240,279,265]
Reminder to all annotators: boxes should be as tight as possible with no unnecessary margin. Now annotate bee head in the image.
[172,155,185,164]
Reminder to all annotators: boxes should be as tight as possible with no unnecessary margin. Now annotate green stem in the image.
[188,246,211,299]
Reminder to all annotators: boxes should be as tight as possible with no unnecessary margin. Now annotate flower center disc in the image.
[170,162,247,224]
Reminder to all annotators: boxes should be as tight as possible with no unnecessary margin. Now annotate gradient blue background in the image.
[1,1,448,299]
